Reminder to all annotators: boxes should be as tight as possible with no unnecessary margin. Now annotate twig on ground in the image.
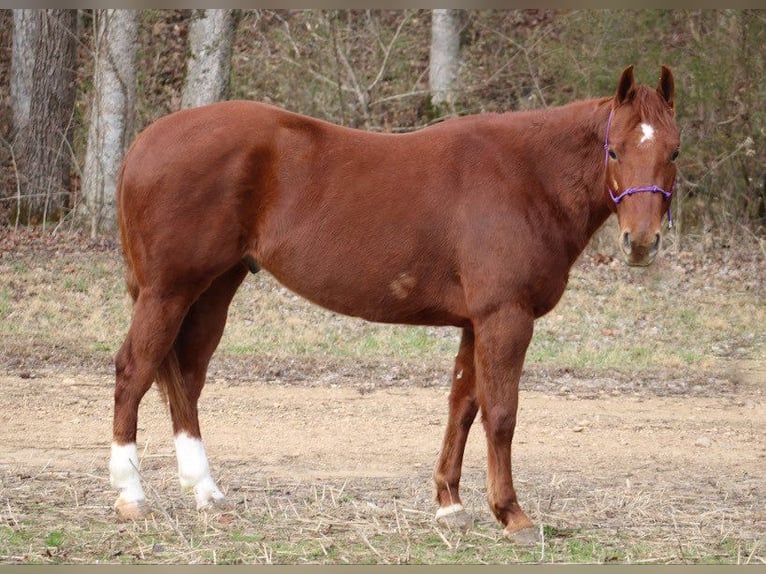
[432,525,453,550]
[355,526,382,558]
[137,465,192,549]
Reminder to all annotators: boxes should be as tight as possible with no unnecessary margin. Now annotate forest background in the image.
[0,9,764,243]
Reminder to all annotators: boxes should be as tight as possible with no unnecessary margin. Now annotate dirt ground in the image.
[1,358,763,530]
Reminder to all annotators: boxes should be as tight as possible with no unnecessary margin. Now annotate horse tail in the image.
[116,159,137,301]
[116,155,193,427]
[155,348,193,427]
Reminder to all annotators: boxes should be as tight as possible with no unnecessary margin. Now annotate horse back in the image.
[118,102,470,323]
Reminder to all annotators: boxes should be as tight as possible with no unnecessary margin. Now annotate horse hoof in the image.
[435,506,473,532]
[503,526,541,545]
[114,498,151,521]
[198,497,234,513]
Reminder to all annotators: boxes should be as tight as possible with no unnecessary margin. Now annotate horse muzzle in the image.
[620,229,661,267]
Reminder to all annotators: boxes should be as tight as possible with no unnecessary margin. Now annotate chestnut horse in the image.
[110,65,679,542]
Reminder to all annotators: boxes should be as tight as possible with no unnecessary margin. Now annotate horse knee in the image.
[113,346,134,401]
[114,339,131,377]
[114,339,143,392]
[113,338,154,415]
[482,407,517,442]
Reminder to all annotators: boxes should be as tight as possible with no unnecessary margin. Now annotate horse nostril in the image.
[621,231,632,255]
[650,233,661,256]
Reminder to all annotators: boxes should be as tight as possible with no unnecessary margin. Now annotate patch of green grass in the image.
[525,259,766,372]
[561,538,609,562]
[706,537,761,565]
[527,339,657,371]
[542,524,577,538]
[0,288,11,321]
[1,493,759,565]
[11,260,29,274]
[44,530,65,548]
[263,539,341,563]
[220,305,458,364]
[574,347,653,370]
[91,341,116,353]
[341,326,454,360]
[0,525,36,550]
[63,278,88,293]
[88,262,110,281]
[678,349,705,365]
[229,532,263,544]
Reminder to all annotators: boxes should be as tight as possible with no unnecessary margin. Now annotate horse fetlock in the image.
[176,464,226,510]
[109,442,146,511]
[488,496,531,528]
[435,502,464,519]
[175,432,215,486]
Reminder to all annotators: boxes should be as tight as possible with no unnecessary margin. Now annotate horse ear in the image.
[615,65,636,105]
[657,65,675,110]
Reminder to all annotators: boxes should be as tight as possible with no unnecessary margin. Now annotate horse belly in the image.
[259,244,465,327]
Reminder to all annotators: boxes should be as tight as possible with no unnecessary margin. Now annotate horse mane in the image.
[623,85,675,132]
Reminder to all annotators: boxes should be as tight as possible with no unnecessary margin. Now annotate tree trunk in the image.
[81,10,139,235]
[181,9,239,109]
[429,9,462,110]
[10,10,39,139]
[10,9,77,227]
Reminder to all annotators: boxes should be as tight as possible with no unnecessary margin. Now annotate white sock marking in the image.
[175,431,224,509]
[436,503,465,519]
[639,123,655,144]
[110,442,146,506]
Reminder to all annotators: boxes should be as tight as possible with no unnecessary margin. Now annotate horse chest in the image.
[530,272,569,318]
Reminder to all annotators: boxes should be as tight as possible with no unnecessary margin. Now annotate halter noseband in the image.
[604,108,674,228]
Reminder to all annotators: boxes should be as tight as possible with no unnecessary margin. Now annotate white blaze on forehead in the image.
[639,123,655,144]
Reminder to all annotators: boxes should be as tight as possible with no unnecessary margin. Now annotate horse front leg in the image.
[474,305,539,543]
[433,327,478,531]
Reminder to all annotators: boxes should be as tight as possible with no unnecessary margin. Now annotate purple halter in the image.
[604,108,674,228]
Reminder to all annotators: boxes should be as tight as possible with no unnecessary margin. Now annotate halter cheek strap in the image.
[604,108,674,228]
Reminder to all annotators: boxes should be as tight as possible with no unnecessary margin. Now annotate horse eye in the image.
[608,149,617,160]
[670,149,679,162]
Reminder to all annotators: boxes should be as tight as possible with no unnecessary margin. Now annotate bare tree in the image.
[81,10,139,235]
[268,10,417,129]
[181,9,239,109]
[10,10,39,139]
[429,9,462,110]
[10,9,77,226]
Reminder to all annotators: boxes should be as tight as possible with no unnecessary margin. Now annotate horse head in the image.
[605,65,680,266]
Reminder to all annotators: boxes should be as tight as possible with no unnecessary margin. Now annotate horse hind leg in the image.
[433,328,478,532]
[111,288,197,519]
[171,264,247,511]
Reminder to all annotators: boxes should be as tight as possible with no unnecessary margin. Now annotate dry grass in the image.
[2,461,763,564]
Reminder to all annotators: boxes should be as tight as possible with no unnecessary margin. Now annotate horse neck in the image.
[524,97,614,255]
